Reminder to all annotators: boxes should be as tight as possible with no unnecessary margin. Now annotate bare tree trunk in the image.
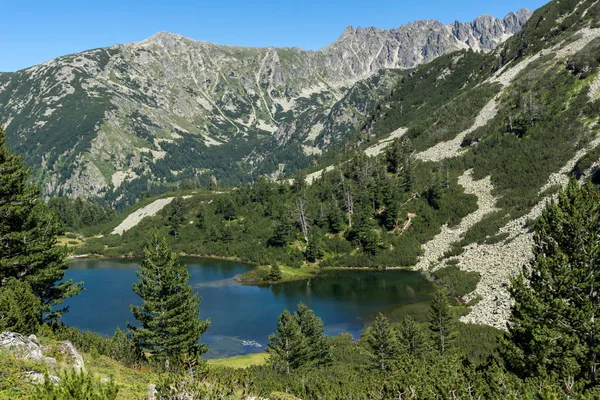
[297,195,309,243]
[344,191,354,228]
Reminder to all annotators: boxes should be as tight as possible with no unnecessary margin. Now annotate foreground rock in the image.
[58,341,86,372]
[0,331,86,384]
[0,332,57,368]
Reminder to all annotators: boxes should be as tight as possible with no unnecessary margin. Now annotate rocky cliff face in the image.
[0,10,530,205]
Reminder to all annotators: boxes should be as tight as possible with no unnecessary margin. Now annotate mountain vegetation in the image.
[1,178,599,398]
[0,11,530,209]
[75,139,478,275]
[129,235,210,372]
[1,0,600,398]
[0,127,82,322]
[502,178,600,389]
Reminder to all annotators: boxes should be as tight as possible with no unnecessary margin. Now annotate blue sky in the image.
[2,0,548,72]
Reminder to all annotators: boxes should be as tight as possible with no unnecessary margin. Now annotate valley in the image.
[1,0,600,398]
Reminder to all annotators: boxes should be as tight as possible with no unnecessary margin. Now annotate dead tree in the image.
[296,194,309,243]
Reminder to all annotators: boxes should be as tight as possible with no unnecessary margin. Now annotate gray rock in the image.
[24,371,60,385]
[27,334,40,346]
[57,341,85,372]
[148,383,157,400]
[0,332,57,369]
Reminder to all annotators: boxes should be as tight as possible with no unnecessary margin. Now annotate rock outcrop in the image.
[0,331,86,384]
[0,332,57,368]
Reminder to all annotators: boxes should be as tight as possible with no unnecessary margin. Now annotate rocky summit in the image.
[0,10,530,207]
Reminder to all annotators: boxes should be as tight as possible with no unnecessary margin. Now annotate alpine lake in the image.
[62,258,437,359]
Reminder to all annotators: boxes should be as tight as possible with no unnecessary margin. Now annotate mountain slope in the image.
[359,0,600,328]
[0,10,530,208]
[72,0,600,331]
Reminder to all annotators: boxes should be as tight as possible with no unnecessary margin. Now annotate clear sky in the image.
[2,0,548,72]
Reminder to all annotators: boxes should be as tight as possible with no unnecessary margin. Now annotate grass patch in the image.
[57,235,84,249]
[433,266,480,298]
[208,353,269,369]
[279,264,319,282]
[237,264,319,285]
[82,352,157,399]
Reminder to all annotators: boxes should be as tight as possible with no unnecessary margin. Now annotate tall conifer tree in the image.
[267,309,308,374]
[129,235,210,368]
[0,127,81,321]
[398,315,427,357]
[428,289,455,355]
[295,303,332,366]
[168,197,185,237]
[364,312,400,371]
[502,179,600,385]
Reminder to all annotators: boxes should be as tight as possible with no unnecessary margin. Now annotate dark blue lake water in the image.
[62,258,436,358]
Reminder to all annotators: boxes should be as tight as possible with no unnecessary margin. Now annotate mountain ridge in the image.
[0,9,531,209]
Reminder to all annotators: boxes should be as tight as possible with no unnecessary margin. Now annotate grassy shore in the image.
[207,353,269,369]
[235,264,320,285]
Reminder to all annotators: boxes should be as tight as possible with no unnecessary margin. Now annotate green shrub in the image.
[0,278,42,335]
[53,326,142,368]
[35,370,119,400]
[433,266,480,298]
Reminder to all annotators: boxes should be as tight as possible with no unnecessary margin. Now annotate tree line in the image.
[2,124,600,397]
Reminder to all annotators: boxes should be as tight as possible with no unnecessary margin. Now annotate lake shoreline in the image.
[69,252,421,286]
[64,259,439,360]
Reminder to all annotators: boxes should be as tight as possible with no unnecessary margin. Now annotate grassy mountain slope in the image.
[71,0,600,331]
[0,12,530,210]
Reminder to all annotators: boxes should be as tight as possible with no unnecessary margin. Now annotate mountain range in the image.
[0,9,531,208]
[66,0,600,329]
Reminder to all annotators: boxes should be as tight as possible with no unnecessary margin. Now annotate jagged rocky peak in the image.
[503,9,534,32]
[324,9,532,70]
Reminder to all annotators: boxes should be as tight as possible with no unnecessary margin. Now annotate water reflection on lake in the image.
[62,258,436,358]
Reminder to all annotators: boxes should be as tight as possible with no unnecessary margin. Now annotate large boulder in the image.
[0,331,57,369]
[57,341,86,372]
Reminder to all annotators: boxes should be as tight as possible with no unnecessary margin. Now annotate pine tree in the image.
[428,289,455,355]
[0,127,81,321]
[364,312,400,371]
[398,315,427,357]
[267,265,282,282]
[291,170,307,193]
[381,179,401,230]
[129,235,210,369]
[305,230,323,262]
[268,214,293,247]
[215,197,236,221]
[0,278,42,335]
[294,303,332,366]
[385,138,403,174]
[267,309,308,374]
[502,179,600,385]
[326,202,344,234]
[195,207,205,230]
[168,197,185,237]
[219,223,234,243]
